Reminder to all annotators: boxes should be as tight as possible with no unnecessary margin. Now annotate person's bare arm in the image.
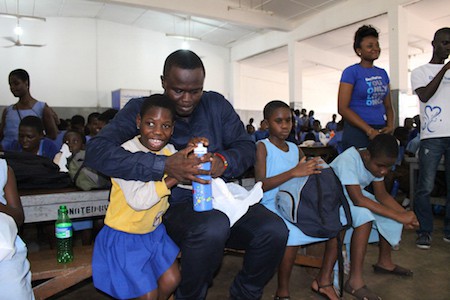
[255,142,321,192]
[346,183,418,228]
[42,104,59,139]
[0,108,7,142]
[415,61,450,103]
[0,166,24,227]
[338,82,378,139]
[380,86,395,134]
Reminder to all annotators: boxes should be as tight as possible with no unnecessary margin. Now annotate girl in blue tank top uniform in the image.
[255,100,341,300]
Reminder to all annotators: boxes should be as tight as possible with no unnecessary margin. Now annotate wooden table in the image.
[299,145,337,163]
[21,188,110,223]
[20,188,109,299]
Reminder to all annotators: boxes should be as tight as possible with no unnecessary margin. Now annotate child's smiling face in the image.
[137,106,174,152]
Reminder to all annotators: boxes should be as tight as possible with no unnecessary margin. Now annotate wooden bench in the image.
[22,186,323,299]
[29,245,93,300]
[28,245,322,299]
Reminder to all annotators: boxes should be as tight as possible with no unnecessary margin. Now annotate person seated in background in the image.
[1,69,59,151]
[0,158,34,299]
[327,120,344,154]
[299,120,321,144]
[254,119,269,141]
[96,108,119,130]
[54,129,95,245]
[326,114,338,131]
[405,115,421,157]
[85,112,101,142]
[330,134,418,300]
[70,114,86,134]
[11,116,59,159]
[246,117,256,135]
[403,117,414,133]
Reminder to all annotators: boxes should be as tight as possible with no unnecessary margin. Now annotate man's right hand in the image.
[164,146,211,184]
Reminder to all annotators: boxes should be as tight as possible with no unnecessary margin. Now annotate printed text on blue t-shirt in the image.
[365,75,388,107]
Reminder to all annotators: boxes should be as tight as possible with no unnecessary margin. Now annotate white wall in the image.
[0,17,230,109]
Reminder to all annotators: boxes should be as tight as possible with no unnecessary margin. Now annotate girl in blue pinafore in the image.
[255,100,341,300]
[92,95,182,300]
[330,134,418,300]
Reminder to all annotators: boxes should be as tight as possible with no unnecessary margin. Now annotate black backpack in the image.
[0,151,73,190]
[275,161,352,296]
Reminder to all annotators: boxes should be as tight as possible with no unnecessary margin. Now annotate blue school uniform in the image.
[330,147,403,246]
[259,139,327,246]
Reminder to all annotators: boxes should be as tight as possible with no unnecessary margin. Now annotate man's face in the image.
[433,32,450,60]
[161,66,204,117]
[18,126,42,154]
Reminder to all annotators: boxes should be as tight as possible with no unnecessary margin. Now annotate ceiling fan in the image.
[3,35,45,48]
[2,0,46,48]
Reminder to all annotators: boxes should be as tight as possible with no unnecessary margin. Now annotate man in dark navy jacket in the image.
[86,50,288,300]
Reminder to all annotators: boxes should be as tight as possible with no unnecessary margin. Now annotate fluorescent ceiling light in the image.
[166,33,201,41]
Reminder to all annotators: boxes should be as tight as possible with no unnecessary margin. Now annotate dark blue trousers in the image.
[163,202,288,300]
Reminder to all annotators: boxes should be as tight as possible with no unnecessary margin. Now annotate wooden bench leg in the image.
[33,266,92,300]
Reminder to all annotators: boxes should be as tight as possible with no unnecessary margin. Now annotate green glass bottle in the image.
[55,205,73,263]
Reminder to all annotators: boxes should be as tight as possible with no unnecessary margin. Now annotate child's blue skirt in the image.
[92,224,179,299]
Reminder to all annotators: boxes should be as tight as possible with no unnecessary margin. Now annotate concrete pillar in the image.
[388,4,408,127]
[288,40,303,109]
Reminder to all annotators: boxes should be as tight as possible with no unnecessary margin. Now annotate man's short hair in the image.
[163,50,205,77]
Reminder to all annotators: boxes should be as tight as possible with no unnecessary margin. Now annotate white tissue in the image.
[212,178,263,227]
[56,143,72,172]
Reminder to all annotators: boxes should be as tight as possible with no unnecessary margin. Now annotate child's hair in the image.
[98,108,118,124]
[353,25,379,53]
[263,100,290,120]
[71,114,85,127]
[140,94,176,121]
[19,116,44,135]
[87,112,100,124]
[9,69,30,84]
[63,129,86,145]
[367,134,398,159]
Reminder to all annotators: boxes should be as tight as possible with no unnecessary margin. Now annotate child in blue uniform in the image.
[93,94,203,299]
[255,100,341,300]
[330,134,418,300]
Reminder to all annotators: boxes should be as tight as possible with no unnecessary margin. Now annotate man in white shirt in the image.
[410,27,450,249]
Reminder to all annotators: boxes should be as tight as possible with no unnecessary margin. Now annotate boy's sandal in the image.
[344,281,381,300]
[274,296,290,300]
[311,279,336,300]
[372,264,413,276]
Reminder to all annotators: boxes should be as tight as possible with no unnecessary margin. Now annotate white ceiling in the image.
[242,0,450,76]
[0,0,347,47]
[0,0,448,75]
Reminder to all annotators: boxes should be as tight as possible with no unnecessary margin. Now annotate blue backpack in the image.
[276,162,351,238]
[276,162,352,296]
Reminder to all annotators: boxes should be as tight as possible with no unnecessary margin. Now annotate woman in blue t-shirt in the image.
[338,25,394,150]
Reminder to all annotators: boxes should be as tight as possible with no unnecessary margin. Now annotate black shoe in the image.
[416,233,431,249]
